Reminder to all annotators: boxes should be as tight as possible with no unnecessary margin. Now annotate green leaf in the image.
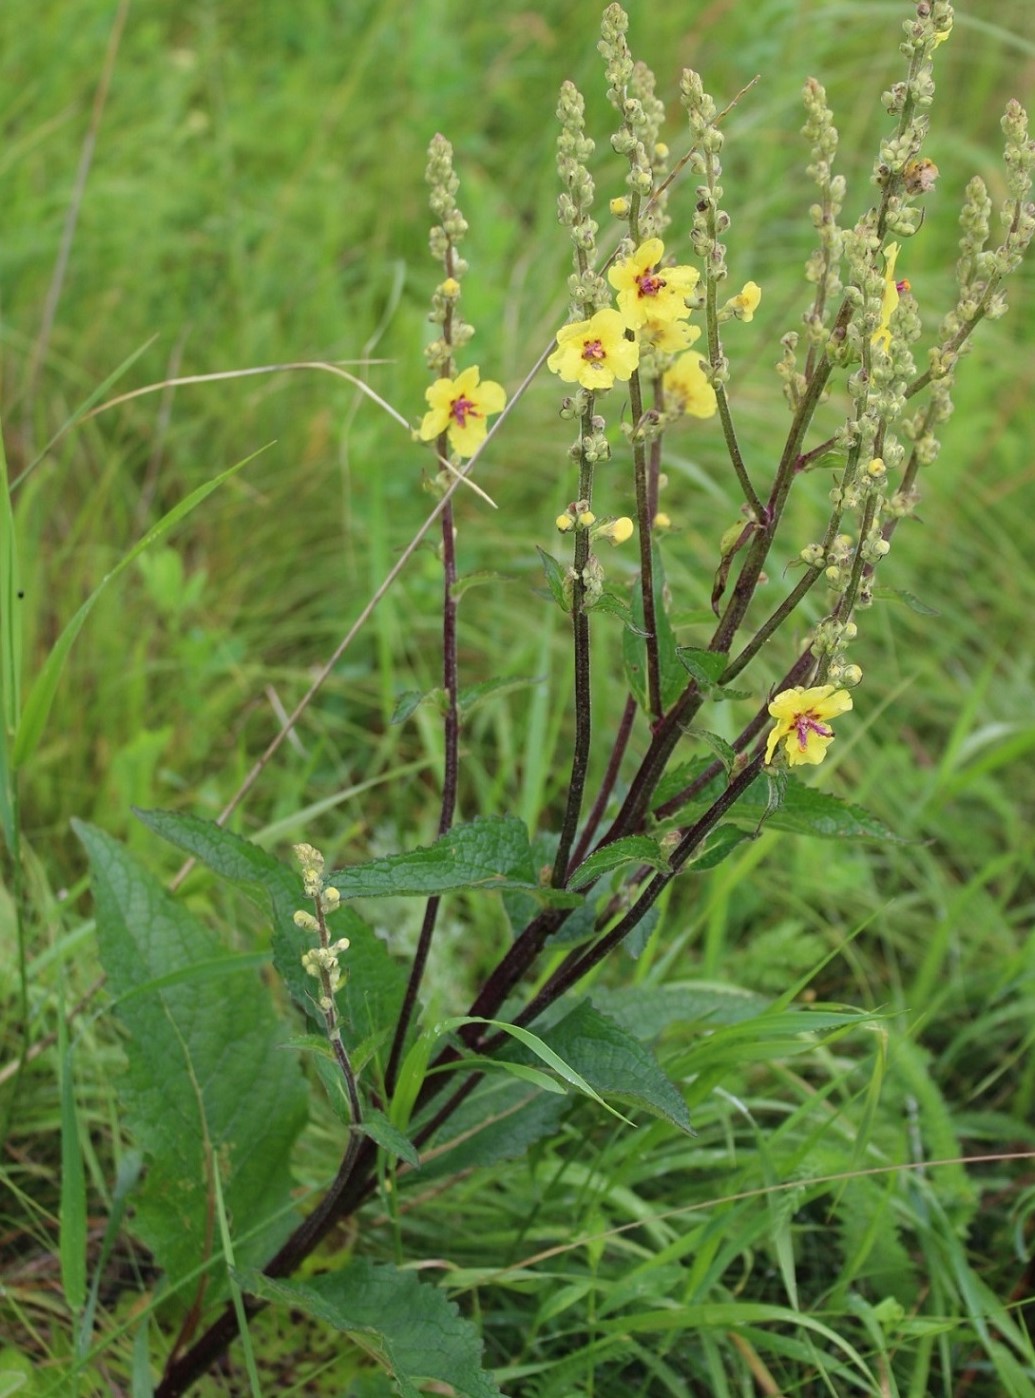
[732,776,907,842]
[686,824,754,870]
[692,730,736,775]
[544,1000,694,1134]
[239,1259,502,1398]
[390,689,430,725]
[569,835,668,889]
[326,815,546,900]
[360,1109,421,1169]
[589,588,632,623]
[457,675,544,721]
[537,545,570,612]
[451,569,509,601]
[13,444,271,769]
[74,821,308,1296]
[652,756,716,811]
[655,769,905,843]
[133,808,408,1050]
[622,545,685,711]
[677,646,727,686]
[589,981,770,1040]
[441,1017,633,1125]
[872,586,940,616]
[418,1075,568,1182]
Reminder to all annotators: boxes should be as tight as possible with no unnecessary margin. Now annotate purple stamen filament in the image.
[795,712,832,750]
[450,394,478,427]
[637,272,666,298]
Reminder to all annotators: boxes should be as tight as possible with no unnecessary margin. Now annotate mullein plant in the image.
[81,3,1035,1391]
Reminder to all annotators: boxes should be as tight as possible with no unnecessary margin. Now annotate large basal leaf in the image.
[133,808,408,1053]
[239,1258,502,1398]
[74,822,308,1297]
[542,1000,694,1134]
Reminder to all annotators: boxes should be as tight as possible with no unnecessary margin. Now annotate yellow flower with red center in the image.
[608,237,700,330]
[662,352,718,419]
[764,684,853,767]
[547,308,640,389]
[872,244,909,353]
[419,365,506,458]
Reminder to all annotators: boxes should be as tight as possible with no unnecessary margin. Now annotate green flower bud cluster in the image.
[566,423,611,465]
[562,554,605,611]
[822,533,856,589]
[293,843,348,1016]
[598,4,633,109]
[801,77,846,353]
[426,135,469,254]
[681,69,728,286]
[295,842,325,899]
[999,100,1035,277]
[424,134,475,374]
[812,616,858,655]
[556,81,610,313]
[301,938,351,1010]
[777,333,808,411]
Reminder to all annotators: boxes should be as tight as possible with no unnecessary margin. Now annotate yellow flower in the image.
[726,281,762,322]
[597,516,634,545]
[872,244,907,354]
[933,19,952,45]
[419,365,506,458]
[662,352,718,419]
[608,237,700,330]
[764,685,853,767]
[639,316,701,354]
[547,308,640,389]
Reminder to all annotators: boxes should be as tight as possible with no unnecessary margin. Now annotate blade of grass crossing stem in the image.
[59,977,88,1315]
[440,1016,635,1125]
[12,444,272,768]
[211,1146,263,1397]
[0,414,22,846]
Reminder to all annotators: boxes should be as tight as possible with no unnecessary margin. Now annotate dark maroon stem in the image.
[385,500,460,1095]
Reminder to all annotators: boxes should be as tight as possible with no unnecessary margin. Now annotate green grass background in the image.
[2,0,1035,1393]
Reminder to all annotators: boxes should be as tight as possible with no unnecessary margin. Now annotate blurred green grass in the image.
[2,0,1035,1390]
